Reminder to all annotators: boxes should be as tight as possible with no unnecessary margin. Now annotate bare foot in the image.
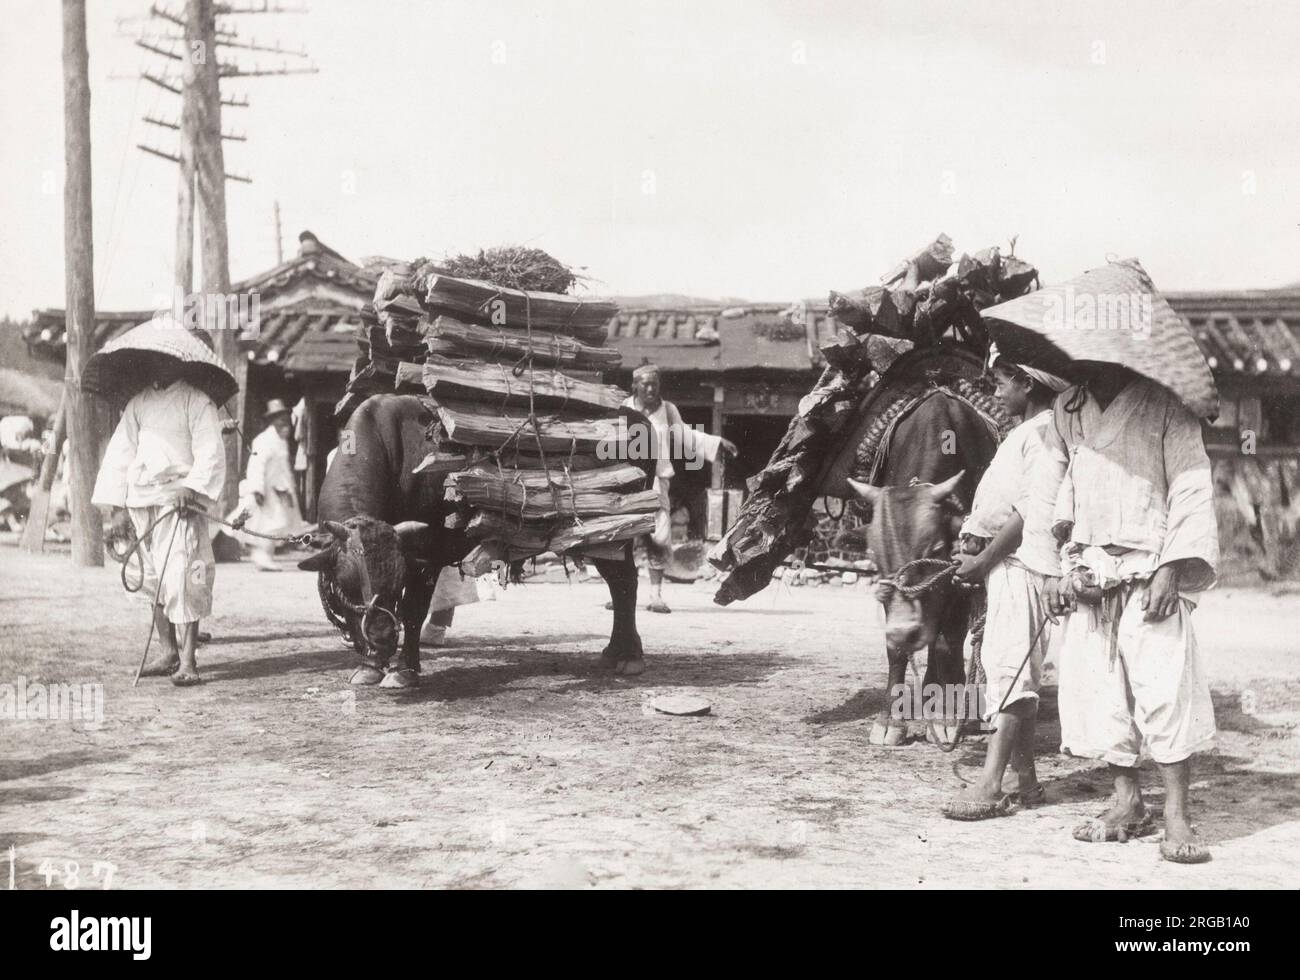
[170,668,202,686]
[1163,812,1200,849]
[140,652,180,677]
[1094,798,1146,830]
[951,779,1003,806]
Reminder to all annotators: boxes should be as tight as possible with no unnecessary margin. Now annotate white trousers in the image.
[1057,589,1216,767]
[969,559,1052,722]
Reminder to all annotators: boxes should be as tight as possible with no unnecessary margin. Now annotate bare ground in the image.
[1,542,1297,889]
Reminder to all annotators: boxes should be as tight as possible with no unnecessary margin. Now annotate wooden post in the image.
[191,0,245,514]
[18,395,67,552]
[61,0,103,567]
[174,11,199,297]
[711,383,726,490]
[303,395,319,521]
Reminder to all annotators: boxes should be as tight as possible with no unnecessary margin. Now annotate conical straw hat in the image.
[981,258,1218,419]
[84,316,239,407]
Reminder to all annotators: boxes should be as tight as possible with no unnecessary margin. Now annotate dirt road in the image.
[2,544,1297,889]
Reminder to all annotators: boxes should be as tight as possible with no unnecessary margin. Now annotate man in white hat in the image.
[93,350,226,686]
[623,364,737,613]
[235,398,303,571]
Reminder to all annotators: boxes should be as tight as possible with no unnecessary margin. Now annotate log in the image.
[413,445,620,475]
[421,314,621,370]
[416,274,615,344]
[434,401,631,455]
[466,510,655,553]
[394,357,626,413]
[446,462,645,493]
[449,480,659,521]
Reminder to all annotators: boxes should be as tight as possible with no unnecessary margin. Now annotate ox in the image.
[299,394,650,688]
[846,389,999,746]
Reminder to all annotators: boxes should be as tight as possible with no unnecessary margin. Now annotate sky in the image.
[1,0,1297,320]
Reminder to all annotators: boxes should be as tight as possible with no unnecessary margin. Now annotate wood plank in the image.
[422,314,621,370]
[465,510,655,553]
[394,357,626,412]
[435,402,629,454]
[449,480,660,520]
[446,462,645,493]
[417,274,616,344]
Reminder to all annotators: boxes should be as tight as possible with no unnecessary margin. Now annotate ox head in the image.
[298,516,434,657]
[847,471,965,654]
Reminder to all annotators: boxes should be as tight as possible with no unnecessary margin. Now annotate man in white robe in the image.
[235,399,303,570]
[943,355,1070,820]
[622,364,736,613]
[1040,366,1219,863]
[93,356,226,686]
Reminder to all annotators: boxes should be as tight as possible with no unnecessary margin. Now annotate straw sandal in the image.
[1072,810,1156,843]
[1007,784,1047,808]
[942,795,1012,821]
[1159,837,1212,864]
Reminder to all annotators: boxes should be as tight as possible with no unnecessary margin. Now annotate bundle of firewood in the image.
[344,257,653,569]
[827,235,1038,348]
[710,235,1039,604]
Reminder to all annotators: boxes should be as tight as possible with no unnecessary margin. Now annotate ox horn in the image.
[847,479,881,507]
[393,520,430,539]
[321,520,351,542]
[928,470,965,503]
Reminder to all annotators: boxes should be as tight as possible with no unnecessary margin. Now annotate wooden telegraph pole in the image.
[134,0,316,515]
[61,0,104,567]
[191,0,243,511]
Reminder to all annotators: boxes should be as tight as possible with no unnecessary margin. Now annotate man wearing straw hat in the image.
[622,364,737,613]
[90,317,233,686]
[983,259,1221,864]
[233,398,303,571]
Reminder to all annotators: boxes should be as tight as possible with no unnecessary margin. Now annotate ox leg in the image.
[870,644,911,747]
[348,610,385,686]
[922,601,968,746]
[594,548,644,675]
[379,570,436,690]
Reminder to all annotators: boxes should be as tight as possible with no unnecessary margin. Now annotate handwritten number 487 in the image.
[37,859,116,889]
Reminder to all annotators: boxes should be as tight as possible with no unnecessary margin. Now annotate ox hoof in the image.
[926,720,961,747]
[349,665,385,686]
[615,657,646,677]
[869,719,908,747]
[379,668,420,690]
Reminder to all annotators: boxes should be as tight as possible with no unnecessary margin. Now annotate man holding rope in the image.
[90,321,229,687]
[942,349,1070,819]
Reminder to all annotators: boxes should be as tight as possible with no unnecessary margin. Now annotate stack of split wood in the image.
[709,235,1039,604]
[349,260,655,569]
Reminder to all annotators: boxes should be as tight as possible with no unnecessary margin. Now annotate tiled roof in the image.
[24,233,377,367]
[282,329,363,375]
[606,304,840,375]
[1167,290,1300,377]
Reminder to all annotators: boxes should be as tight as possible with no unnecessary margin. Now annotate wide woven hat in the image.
[84,316,239,407]
[981,258,1219,419]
